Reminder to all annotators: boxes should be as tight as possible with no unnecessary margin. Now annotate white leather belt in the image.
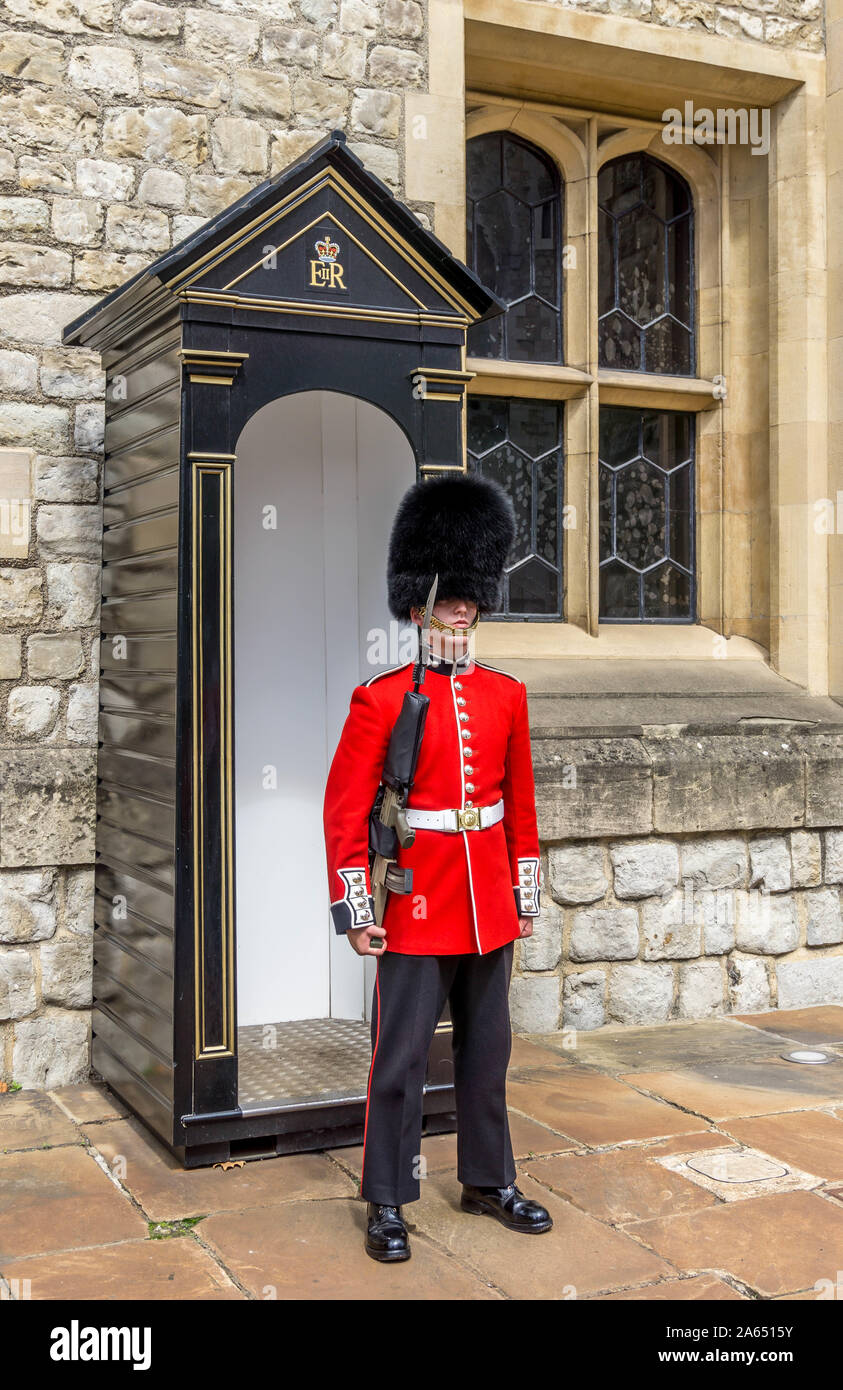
[404,798,504,832]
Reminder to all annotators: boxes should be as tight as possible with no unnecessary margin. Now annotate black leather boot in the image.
[365,1202,411,1261]
[460,1182,553,1233]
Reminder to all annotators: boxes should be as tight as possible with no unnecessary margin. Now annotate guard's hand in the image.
[347,923,387,955]
[517,916,534,938]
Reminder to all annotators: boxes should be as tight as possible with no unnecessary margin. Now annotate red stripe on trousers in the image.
[359,953,381,1194]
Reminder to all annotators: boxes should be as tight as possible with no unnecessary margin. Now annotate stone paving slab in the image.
[528,1018,813,1074]
[519,1145,721,1225]
[80,1115,358,1223]
[199,1196,502,1299]
[626,1056,843,1122]
[0,1239,244,1300]
[632,1190,843,1298]
[591,1273,746,1300]
[718,1110,843,1183]
[636,1130,727,1156]
[48,1081,129,1125]
[506,1064,707,1146]
[407,1169,675,1298]
[0,1146,147,1262]
[0,1090,82,1152]
[510,1034,574,1069]
[733,1006,843,1047]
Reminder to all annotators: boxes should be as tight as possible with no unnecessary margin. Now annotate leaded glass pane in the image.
[668,462,692,562]
[599,462,613,557]
[600,561,640,620]
[466,131,563,363]
[668,219,692,325]
[598,157,641,217]
[474,188,532,302]
[642,411,691,468]
[510,398,558,457]
[643,563,691,619]
[599,310,641,370]
[617,209,665,325]
[468,395,564,618]
[643,316,692,375]
[601,407,640,466]
[465,312,503,360]
[536,453,560,567]
[615,460,666,570]
[504,138,556,204]
[509,557,557,614]
[597,208,615,315]
[466,131,501,200]
[508,296,559,360]
[533,204,559,302]
[598,153,694,375]
[599,405,695,621]
[482,442,532,565]
[468,396,508,453]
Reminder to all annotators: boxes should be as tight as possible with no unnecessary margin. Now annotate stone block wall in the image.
[534,0,824,51]
[511,829,843,1033]
[511,731,843,1034]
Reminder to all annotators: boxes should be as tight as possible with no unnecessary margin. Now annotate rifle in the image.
[367,574,439,944]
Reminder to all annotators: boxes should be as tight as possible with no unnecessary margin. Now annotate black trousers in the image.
[359,940,517,1206]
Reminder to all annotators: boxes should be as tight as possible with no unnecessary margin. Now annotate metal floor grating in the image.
[238,1017,373,1110]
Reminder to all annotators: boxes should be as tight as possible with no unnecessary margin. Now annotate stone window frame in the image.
[463,102,723,637]
[408,4,828,694]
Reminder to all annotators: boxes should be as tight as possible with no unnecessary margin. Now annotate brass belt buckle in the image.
[456,806,480,830]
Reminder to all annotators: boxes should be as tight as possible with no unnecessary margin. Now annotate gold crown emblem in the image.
[314,235,340,263]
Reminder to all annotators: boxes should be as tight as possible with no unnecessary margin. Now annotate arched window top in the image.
[466,130,563,364]
[598,152,694,376]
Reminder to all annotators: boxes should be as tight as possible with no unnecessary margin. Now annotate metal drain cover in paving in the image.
[687,1151,788,1182]
[657,1146,824,1202]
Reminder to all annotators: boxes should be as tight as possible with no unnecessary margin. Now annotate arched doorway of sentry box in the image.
[232,390,415,1111]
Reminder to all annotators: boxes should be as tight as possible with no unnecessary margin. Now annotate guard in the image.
[322,471,553,1261]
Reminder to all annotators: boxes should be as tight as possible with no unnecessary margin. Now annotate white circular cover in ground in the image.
[781,1049,832,1064]
[686,1151,789,1183]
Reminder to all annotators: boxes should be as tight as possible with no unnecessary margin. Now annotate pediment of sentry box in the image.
[176,169,470,321]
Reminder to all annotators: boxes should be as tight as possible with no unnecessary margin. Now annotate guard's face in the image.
[411,596,478,662]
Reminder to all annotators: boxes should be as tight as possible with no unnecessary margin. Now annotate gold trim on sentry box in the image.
[179,349,249,386]
[177,289,468,329]
[165,166,484,321]
[411,367,476,382]
[420,463,468,474]
[411,365,475,403]
[191,455,235,1061]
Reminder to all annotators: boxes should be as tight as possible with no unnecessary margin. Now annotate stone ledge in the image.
[534,730,843,839]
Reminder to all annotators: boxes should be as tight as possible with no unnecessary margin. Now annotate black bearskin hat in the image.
[386,471,516,621]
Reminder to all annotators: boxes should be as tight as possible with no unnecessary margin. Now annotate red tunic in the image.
[322,654,542,955]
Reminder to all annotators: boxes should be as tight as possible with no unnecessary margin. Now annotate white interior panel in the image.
[233,390,416,1025]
